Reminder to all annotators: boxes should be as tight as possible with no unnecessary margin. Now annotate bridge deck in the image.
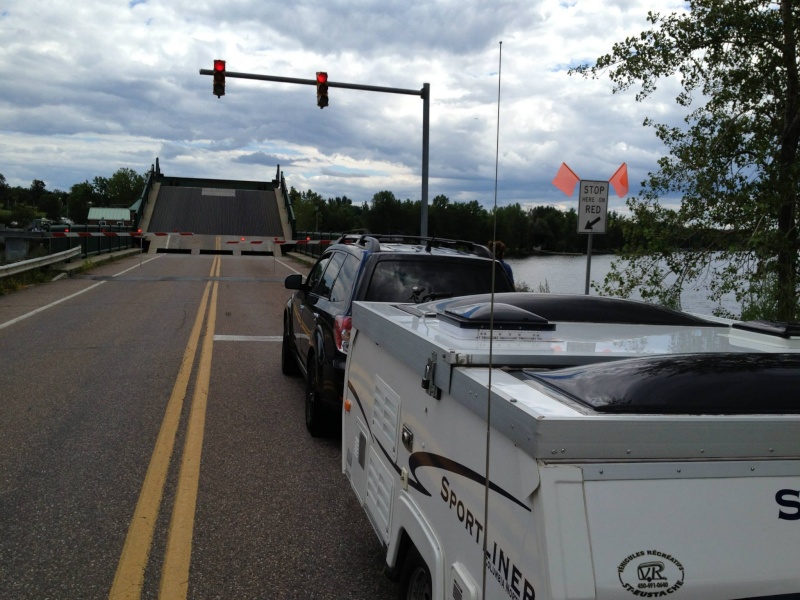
[147,187,285,237]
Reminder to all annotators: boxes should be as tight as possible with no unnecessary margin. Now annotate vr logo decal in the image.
[618,550,685,597]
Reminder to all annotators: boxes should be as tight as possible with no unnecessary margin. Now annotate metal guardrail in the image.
[0,246,82,279]
[294,231,343,259]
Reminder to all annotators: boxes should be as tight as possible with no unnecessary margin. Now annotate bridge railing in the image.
[1,228,139,273]
[293,231,343,260]
[278,167,296,236]
[130,164,158,230]
[0,246,82,279]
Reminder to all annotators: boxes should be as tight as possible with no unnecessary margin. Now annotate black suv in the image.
[282,234,515,436]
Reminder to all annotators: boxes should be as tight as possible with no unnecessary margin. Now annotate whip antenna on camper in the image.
[482,40,503,600]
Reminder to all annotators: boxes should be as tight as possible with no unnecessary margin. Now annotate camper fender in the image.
[386,492,445,597]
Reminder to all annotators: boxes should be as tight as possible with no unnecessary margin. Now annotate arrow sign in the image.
[584,217,602,230]
[577,180,609,234]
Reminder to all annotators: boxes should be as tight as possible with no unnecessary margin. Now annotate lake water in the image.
[505,254,741,317]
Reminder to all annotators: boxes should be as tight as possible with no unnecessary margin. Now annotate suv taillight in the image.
[334,315,352,353]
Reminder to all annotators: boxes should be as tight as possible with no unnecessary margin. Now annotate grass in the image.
[0,268,52,296]
[515,279,550,293]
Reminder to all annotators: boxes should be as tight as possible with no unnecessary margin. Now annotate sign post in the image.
[577,180,609,295]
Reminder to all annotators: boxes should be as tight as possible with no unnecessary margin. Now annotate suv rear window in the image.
[330,254,359,303]
[306,255,332,295]
[363,259,512,303]
[315,251,346,300]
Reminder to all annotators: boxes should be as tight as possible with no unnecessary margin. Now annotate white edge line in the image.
[0,254,163,331]
[275,258,302,274]
[0,281,106,331]
[213,335,282,342]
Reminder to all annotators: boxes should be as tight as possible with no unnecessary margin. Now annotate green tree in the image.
[68,181,100,223]
[493,203,528,253]
[593,211,627,252]
[8,204,37,226]
[450,199,489,242]
[572,1,800,319]
[428,194,452,238]
[289,188,325,232]
[428,195,490,242]
[326,196,364,232]
[29,179,46,206]
[561,209,581,253]
[528,205,567,251]
[0,173,8,210]
[93,168,146,207]
[366,191,403,233]
[39,190,68,220]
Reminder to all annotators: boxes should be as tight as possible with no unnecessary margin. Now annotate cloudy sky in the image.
[0,0,688,215]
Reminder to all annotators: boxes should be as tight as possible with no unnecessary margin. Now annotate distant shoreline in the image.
[509,249,618,258]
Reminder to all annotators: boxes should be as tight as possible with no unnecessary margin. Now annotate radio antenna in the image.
[482,39,502,600]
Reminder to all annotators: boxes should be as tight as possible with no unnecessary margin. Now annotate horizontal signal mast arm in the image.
[198,69,426,97]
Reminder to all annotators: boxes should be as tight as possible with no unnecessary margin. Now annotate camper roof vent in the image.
[437,302,555,340]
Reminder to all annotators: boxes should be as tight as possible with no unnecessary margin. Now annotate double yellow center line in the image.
[110,251,221,599]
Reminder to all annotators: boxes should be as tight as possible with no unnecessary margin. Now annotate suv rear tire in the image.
[281,315,300,376]
[305,353,327,437]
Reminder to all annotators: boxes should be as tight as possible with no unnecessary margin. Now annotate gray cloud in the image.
[0,0,689,214]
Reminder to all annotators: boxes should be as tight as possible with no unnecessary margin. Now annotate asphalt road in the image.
[0,252,398,599]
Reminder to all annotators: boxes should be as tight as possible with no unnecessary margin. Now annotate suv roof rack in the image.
[333,234,493,259]
[335,234,382,252]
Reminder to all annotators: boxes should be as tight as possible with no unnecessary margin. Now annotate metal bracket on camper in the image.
[421,353,442,399]
[401,425,414,452]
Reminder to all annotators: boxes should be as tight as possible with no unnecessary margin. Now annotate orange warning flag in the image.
[552,162,580,196]
[609,163,629,197]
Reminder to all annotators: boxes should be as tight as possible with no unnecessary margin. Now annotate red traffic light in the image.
[213,59,226,98]
[316,71,329,109]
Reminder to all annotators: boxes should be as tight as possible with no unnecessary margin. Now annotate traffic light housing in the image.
[213,60,226,98]
[316,72,328,108]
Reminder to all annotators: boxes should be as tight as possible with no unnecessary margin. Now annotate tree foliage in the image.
[0,168,146,226]
[2,164,632,268]
[93,168,146,208]
[289,185,628,255]
[572,0,800,320]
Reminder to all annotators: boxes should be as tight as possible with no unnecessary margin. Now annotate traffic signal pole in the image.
[199,68,431,237]
[421,83,430,238]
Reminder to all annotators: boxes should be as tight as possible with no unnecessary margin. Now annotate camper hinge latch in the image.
[421,353,442,400]
[402,425,414,452]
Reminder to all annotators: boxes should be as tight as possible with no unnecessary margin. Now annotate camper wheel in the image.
[398,546,431,600]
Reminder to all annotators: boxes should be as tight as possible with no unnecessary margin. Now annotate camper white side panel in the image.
[583,467,800,599]
[343,329,549,599]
